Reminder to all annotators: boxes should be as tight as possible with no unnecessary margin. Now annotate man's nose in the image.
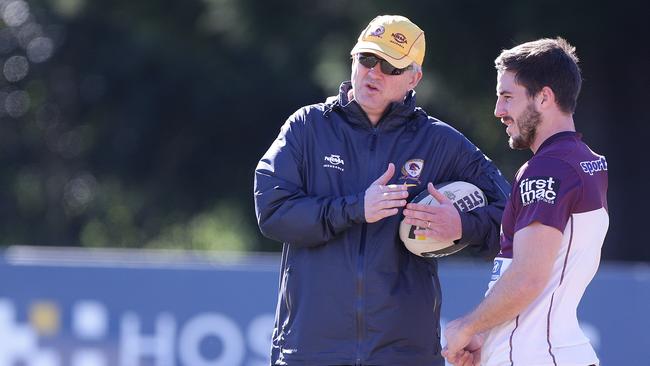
[494,101,506,118]
[367,64,382,77]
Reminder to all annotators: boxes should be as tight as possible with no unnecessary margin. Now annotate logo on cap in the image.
[369,26,385,37]
[391,33,408,44]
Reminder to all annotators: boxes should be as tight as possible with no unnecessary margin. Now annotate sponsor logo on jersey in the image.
[398,159,423,185]
[580,156,608,175]
[519,176,560,206]
[323,154,345,171]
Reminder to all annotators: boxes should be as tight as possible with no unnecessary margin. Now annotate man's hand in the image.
[443,348,480,366]
[402,182,462,242]
[442,319,483,366]
[364,163,409,223]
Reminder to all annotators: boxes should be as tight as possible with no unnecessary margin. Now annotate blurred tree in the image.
[0,0,646,261]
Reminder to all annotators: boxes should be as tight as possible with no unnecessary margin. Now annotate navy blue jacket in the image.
[254,82,510,366]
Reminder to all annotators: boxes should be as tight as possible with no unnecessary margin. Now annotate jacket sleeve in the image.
[253,109,366,248]
[450,133,511,258]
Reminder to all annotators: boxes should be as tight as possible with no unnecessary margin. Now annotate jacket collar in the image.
[325,81,419,130]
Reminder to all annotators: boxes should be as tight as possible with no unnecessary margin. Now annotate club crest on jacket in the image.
[399,159,423,185]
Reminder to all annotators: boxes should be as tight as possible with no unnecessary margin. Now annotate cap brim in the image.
[351,41,413,69]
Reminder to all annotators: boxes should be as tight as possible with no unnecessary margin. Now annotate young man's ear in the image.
[537,86,555,110]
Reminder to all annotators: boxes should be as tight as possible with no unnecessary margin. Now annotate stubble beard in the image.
[509,103,542,150]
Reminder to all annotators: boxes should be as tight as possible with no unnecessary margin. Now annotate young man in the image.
[254,15,510,366]
[443,38,608,366]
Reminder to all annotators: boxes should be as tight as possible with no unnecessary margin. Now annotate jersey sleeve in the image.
[513,157,582,233]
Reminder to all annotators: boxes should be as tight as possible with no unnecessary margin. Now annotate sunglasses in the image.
[356,53,413,75]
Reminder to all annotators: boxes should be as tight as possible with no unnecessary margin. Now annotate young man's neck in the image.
[530,114,575,154]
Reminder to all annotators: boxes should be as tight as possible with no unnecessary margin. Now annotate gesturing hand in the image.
[402,182,462,243]
[364,163,409,223]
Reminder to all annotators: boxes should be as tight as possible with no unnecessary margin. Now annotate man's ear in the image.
[409,69,423,89]
[538,86,556,110]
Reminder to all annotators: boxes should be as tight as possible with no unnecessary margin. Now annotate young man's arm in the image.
[443,221,562,361]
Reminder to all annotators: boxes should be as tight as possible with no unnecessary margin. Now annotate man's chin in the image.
[508,137,529,150]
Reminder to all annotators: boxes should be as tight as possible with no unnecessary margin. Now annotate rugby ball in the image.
[399,181,486,258]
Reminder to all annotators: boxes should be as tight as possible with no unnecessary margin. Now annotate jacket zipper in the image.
[355,223,367,365]
[355,128,379,365]
[369,128,378,152]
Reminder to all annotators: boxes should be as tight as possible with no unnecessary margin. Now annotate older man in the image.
[254,15,509,366]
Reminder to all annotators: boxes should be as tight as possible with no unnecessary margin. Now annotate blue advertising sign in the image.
[0,247,278,366]
[0,246,648,365]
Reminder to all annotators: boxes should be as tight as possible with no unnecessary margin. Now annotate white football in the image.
[399,181,487,258]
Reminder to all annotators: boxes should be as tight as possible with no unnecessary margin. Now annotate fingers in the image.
[458,350,474,366]
[381,184,410,193]
[378,187,409,210]
[443,348,476,366]
[402,204,435,232]
[467,333,485,352]
[403,218,432,233]
[372,163,395,186]
[441,348,461,366]
[472,349,481,366]
[402,207,433,221]
[428,182,451,204]
[402,204,438,230]
[376,197,408,210]
[376,208,399,218]
[404,219,429,230]
[364,171,409,223]
[365,205,403,223]
[375,184,409,210]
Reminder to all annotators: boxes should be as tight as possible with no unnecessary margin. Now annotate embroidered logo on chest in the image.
[398,159,424,185]
[323,154,345,172]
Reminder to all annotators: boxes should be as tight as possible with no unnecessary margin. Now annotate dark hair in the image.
[495,37,582,114]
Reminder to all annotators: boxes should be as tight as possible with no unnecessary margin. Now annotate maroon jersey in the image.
[484,131,608,365]
[499,131,608,258]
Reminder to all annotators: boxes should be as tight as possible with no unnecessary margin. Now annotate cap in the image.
[350,15,425,69]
